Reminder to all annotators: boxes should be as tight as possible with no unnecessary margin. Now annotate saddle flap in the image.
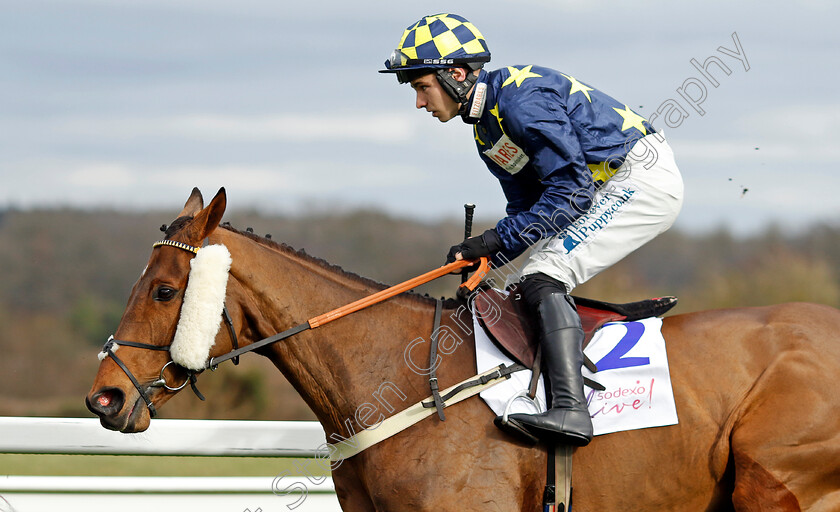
[474,288,536,367]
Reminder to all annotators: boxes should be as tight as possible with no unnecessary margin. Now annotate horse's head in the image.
[85,187,229,432]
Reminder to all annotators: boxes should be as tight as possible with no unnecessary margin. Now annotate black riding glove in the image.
[445,228,503,264]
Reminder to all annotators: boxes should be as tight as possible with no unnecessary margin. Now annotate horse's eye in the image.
[154,286,178,302]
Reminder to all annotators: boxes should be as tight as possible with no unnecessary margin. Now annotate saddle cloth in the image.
[473,287,680,436]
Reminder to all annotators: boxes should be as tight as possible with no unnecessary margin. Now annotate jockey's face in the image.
[410,71,460,123]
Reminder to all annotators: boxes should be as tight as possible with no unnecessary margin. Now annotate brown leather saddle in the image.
[472,285,678,372]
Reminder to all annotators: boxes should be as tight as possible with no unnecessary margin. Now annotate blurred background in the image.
[1,0,838,422]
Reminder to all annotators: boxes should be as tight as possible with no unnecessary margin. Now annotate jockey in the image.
[380,13,683,446]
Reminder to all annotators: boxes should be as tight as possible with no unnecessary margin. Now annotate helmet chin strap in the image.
[435,68,481,124]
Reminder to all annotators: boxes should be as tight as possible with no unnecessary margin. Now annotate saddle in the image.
[472,285,678,371]
[471,286,678,510]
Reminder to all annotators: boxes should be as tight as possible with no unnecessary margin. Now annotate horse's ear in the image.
[192,187,227,240]
[178,187,205,218]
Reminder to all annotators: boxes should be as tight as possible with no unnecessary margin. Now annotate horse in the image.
[86,188,840,511]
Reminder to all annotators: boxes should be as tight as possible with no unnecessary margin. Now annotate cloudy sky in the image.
[2,0,837,234]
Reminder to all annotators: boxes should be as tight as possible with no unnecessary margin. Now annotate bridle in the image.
[97,239,239,418]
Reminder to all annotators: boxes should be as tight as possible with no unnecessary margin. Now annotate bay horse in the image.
[86,188,840,511]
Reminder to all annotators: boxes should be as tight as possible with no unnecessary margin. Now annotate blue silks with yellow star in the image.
[466,65,655,262]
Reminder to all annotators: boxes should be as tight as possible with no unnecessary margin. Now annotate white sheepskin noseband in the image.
[170,244,232,370]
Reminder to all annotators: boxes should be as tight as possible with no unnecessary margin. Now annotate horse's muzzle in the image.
[86,387,148,432]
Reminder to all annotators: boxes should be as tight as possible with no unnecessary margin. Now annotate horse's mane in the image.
[218,223,462,309]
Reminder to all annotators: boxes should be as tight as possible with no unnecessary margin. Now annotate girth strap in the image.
[555,444,574,511]
[543,444,574,511]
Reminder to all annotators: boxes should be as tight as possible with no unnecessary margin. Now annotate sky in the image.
[1,0,838,235]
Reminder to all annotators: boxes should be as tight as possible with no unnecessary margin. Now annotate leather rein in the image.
[98,236,489,419]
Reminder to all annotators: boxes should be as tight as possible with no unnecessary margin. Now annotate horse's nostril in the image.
[97,392,113,407]
[89,388,125,417]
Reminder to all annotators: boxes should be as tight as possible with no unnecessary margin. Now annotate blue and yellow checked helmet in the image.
[380,13,491,84]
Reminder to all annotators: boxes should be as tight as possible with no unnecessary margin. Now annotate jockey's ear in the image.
[178,187,205,218]
[449,67,468,82]
[191,187,227,241]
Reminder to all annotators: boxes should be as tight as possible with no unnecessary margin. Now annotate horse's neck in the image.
[221,230,448,435]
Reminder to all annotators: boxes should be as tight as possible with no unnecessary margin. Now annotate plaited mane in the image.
[218,223,463,309]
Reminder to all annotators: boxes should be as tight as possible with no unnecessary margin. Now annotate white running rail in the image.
[0,417,341,512]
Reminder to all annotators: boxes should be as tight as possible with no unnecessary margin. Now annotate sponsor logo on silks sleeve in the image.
[484,134,529,175]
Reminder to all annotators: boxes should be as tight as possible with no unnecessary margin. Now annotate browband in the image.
[153,239,200,254]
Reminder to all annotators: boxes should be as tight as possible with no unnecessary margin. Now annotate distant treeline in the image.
[1,207,838,420]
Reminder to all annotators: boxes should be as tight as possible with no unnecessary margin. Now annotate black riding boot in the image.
[508,278,593,446]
